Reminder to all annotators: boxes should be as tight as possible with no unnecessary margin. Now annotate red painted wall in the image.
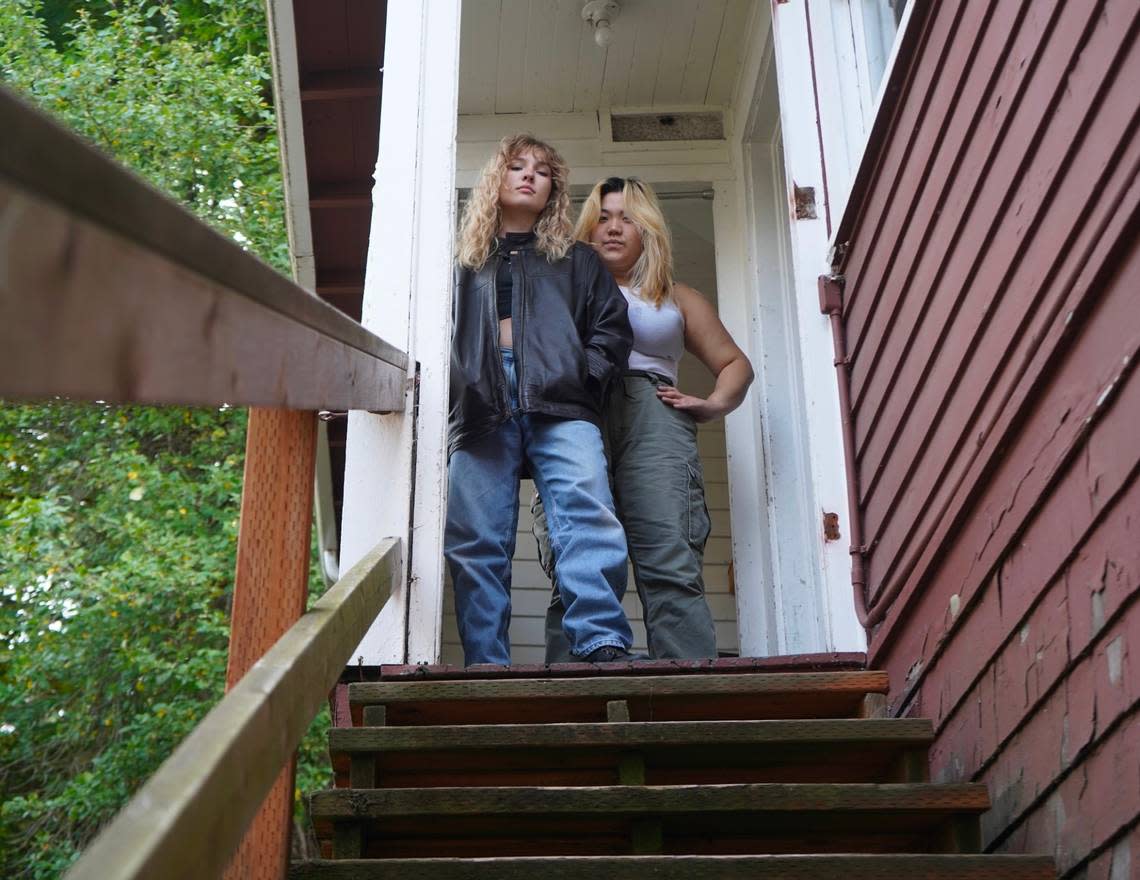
[831,0,1139,875]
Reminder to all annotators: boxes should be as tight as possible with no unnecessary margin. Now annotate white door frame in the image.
[714,0,873,654]
[340,0,460,664]
[339,0,893,662]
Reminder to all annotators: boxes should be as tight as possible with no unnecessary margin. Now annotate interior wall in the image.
[441,195,738,664]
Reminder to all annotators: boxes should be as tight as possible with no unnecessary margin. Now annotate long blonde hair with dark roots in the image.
[574,176,674,307]
[457,134,574,269]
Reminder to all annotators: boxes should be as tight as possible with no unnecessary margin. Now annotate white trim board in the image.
[265,0,339,587]
[764,0,866,650]
[341,1,460,664]
[455,110,736,187]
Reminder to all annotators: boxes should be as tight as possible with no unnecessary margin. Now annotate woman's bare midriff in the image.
[499,317,513,349]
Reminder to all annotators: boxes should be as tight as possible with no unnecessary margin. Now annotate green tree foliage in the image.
[0,3,331,876]
[0,0,287,266]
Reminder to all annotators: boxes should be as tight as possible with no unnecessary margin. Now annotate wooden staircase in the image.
[291,663,1055,879]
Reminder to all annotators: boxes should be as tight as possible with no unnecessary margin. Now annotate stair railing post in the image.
[222,407,318,880]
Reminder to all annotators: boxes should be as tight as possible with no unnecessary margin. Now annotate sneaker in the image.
[580,645,648,663]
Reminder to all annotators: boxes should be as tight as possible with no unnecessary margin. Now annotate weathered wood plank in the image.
[309,782,990,818]
[0,86,404,373]
[288,854,1057,880]
[306,782,990,857]
[329,719,933,753]
[617,753,646,786]
[351,672,888,704]
[332,739,931,789]
[0,179,406,410]
[63,539,401,880]
[332,823,363,860]
[349,672,889,725]
[327,718,933,788]
[374,653,869,680]
[348,755,376,790]
[629,817,662,854]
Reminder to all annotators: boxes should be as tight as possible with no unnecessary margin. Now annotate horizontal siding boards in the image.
[871,180,1140,678]
[922,479,1140,797]
[863,133,1140,614]
[845,0,1037,395]
[926,487,1139,782]
[840,0,997,351]
[837,0,991,326]
[1065,830,1140,880]
[979,636,1139,873]
[848,0,1050,466]
[854,0,1140,578]
[912,392,1140,755]
[831,0,1140,870]
[844,0,1140,607]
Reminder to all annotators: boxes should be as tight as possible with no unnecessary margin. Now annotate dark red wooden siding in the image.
[831,0,1139,874]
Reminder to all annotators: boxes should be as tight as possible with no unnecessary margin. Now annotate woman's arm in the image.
[657,282,754,422]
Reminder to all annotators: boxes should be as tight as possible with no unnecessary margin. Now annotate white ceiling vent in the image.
[610,111,725,142]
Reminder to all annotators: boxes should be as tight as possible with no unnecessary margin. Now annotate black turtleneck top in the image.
[495,231,535,320]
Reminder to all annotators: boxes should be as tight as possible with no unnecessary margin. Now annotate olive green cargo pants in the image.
[534,372,718,661]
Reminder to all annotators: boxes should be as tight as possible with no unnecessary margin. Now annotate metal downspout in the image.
[818,274,870,629]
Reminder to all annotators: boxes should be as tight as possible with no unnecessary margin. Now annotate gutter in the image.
[819,0,937,630]
[818,275,869,627]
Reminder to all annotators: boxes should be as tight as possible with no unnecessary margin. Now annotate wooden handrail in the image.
[0,85,407,411]
[63,537,402,880]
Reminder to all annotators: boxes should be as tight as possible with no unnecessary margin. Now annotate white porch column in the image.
[768,0,865,651]
[711,178,780,656]
[340,1,460,664]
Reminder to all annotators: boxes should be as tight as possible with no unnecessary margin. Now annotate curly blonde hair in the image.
[575,177,674,307]
[457,134,574,269]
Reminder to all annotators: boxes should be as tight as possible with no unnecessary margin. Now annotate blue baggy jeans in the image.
[535,371,718,661]
[444,350,633,665]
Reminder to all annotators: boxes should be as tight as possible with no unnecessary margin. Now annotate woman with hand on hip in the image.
[446,137,638,666]
[537,177,754,661]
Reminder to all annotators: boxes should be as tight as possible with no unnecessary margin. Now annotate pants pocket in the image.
[530,490,557,581]
[686,463,711,548]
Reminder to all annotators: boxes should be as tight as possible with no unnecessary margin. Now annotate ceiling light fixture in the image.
[581,1,621,48]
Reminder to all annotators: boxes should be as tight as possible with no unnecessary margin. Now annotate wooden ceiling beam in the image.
[309,181,372,210]
[316,269,365,298]
[300,69,382,102]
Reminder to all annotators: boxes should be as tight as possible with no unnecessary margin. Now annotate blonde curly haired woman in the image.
[446,136,638,666]
[535,177,754,661]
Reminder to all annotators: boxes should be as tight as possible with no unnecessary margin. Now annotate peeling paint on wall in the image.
[1105,636,1124,686]
[1109,836,1131,880]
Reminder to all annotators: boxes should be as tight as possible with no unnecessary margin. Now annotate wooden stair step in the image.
[330,719,934,787]
[310,783,989,858]
[347,671,889,725]
[375,654,869,680]
[290,854,1057,880]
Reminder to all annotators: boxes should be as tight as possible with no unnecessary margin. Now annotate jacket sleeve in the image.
[581,246,633,390]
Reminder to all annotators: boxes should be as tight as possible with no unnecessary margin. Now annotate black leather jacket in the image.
[448,240,632,456]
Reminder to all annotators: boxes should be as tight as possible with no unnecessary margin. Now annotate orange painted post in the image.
[222,408,318,880]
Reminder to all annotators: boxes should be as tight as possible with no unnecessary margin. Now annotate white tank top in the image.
[620,285,684,383]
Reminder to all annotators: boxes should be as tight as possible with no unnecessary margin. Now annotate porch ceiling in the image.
[459,0,755,115]
[291,0,385,322]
